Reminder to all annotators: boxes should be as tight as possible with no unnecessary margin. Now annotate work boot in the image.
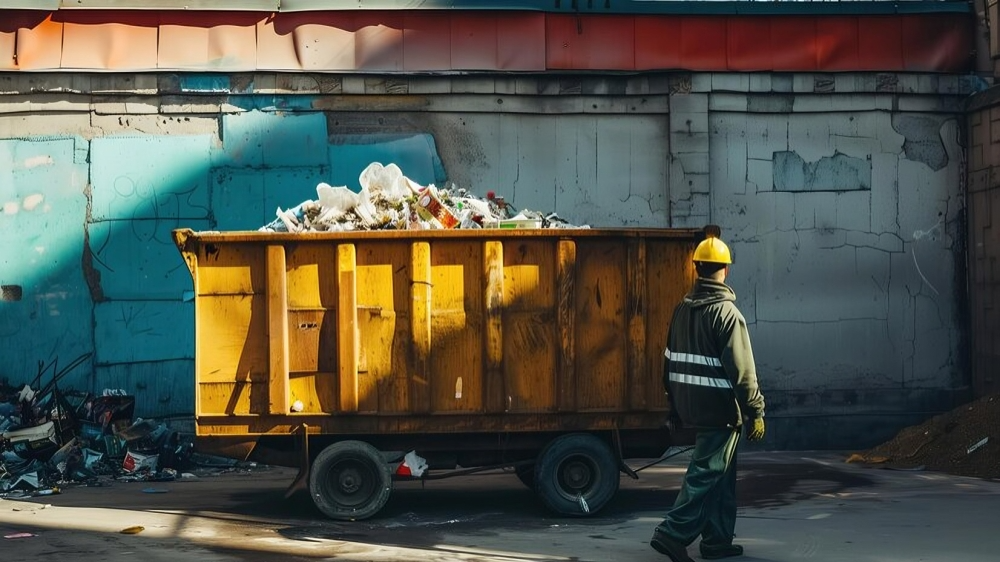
[699,543,744,559]
[650,529,695,562]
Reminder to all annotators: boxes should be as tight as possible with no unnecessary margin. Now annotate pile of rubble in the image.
[847,393,1000,480]
[1,356,247,499]
[261,162,586,233]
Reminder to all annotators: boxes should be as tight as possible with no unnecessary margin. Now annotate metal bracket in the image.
[612,426,639,480]
[283,423,311,499]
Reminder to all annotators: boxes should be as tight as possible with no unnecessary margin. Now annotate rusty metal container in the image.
[172,227,700,519]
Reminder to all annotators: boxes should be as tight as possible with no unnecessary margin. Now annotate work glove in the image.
[747,417,765,441]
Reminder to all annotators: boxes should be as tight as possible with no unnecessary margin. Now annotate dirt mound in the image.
[846,393,1000,480]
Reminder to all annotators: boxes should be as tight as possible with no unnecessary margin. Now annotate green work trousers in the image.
[656,427,741,547]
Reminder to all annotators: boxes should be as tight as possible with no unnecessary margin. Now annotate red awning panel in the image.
[0,12,63,70]
[0,10,975,73]
[60,11,159,70]
[770,17,820,72]
[158,12,260,71]
[549,13,972,73]
[816,17,860,71]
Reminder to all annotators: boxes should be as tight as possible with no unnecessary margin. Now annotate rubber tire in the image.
[309,440,392,521]
[515,464,536,489]
[534,433,620,517]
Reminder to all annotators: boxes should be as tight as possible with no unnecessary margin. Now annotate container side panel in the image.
[196,243,265,296]
[356,241,411,413]
[197,382,267,419]
[385,318,415,414]
[286,244,340,309]
[289,372,337,414]
[574,240,627,411]
[196,293,267,415]
[356,264,396,413]
[284,243,340,413]
[503,240,557,310]
[504,312,558,412]
[287,309,337,371]
[503,240,557,412]
[430,241,483,412]
[645,240,698,412]
[193,242,267,417]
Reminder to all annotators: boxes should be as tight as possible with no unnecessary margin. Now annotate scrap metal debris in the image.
[1,355,258,499]
[260,162,587,233]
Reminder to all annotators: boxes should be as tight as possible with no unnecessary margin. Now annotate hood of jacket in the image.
[684,278,736,309]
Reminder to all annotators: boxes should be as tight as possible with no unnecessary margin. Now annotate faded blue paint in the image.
[329,133,447,189]
[90,136,213,221]
[89,219,212,300]
[773,151,872,192]
[227,95,319,113]
[178,75,231,93]
[214,111,328,168]
[212,167,329,231]
[0,138,94,388]
[95,360,195,416]
[174,75,321,109]
[93,301,194,364]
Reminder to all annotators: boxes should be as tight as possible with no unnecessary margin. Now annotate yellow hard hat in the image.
[693,235,732,264]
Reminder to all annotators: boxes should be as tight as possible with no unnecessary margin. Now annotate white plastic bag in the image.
[402,450,428,478]
[359,162,420,203]
[316,183,359,214]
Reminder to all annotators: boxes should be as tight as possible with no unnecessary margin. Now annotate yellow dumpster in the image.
[172,226,701,520]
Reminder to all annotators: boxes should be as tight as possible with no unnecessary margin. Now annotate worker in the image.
[650,231,766,562]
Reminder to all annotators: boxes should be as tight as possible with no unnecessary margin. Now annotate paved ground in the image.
[1,451,998,561]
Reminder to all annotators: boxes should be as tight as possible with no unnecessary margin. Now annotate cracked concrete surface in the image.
[712,110,964,448]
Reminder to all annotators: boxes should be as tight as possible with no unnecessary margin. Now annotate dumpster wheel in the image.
[309,440,392,521]
[534,433,620,516]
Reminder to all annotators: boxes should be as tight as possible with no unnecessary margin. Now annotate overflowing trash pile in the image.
[1,355,248,499]
[261,162,587,233]
[846,393,1000,480]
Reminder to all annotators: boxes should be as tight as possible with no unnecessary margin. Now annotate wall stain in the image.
[81,181,105,302]
[892,114,949,171]
[773,151,871,191]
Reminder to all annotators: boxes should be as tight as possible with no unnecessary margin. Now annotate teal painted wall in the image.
[0,138,92,392]
[0,109,445,416]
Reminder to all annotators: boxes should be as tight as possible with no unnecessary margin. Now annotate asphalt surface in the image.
[1,451,998,561]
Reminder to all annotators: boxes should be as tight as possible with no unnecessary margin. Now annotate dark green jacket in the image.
[663,278,765,429]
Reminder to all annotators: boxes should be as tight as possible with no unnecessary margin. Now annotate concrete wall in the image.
[0,72,977,448]
[966,86,1000,398]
